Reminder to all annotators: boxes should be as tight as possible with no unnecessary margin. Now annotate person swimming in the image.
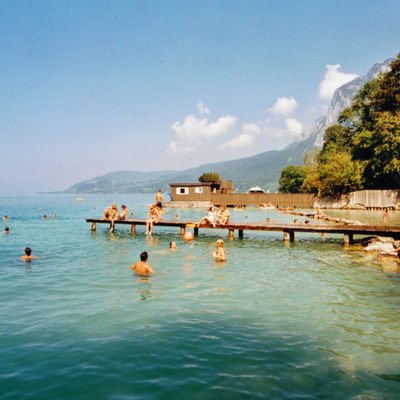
[20,247,37,260]
[213,239,226,261]
[128,252,154,275]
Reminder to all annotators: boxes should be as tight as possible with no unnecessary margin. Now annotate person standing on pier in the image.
[156,190,163,208]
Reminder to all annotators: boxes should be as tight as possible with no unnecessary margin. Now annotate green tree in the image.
[303,148,320,169]
[318,125,351,164]
[198,172,222,182]
[278,165,308,193]
[338,53,400,189]
[310,152,364,196]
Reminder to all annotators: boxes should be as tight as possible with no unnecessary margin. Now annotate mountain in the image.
[295,58,394,147]
[64,139,310,194]
[65,170,177,194]
[63,58,394,194]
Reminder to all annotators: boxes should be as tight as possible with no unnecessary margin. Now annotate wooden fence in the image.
[210,193,315,208]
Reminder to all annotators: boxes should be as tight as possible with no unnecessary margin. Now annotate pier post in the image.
[131,224,136,234]
[91,222,96,231]
[229,229,235,239]
[344,233,354,245]
[180,227,185,235]
[284,231,294,241]
[239,229,244,239]
[194,227,199,236]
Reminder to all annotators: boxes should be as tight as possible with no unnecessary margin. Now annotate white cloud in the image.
[285,118,303,135]
[268,97,298,116]
[168,112,237,155]
[167,141,194,155]
[171,114,237,143]
[318,64,359,101]
[197,102,210,115]
[242,123,261,135]
[219,133,254,149]
[219,122,262,149]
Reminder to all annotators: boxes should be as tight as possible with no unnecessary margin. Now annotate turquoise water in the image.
[1,195,400,400]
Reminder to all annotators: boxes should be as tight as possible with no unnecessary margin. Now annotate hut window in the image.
[195,187,203,194]
[176,187,188,195]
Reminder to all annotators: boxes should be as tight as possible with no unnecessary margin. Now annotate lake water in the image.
[1,194,400,400]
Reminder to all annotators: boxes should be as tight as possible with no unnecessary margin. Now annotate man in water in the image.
[20,247,37,260]
[5,227,9,234]
[170,241,177,250]
[128,252,154,275]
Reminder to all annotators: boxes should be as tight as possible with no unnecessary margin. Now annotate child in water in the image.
[213,239,226,261]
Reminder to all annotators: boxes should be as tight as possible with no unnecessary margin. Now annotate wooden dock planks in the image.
[86,217,400,243]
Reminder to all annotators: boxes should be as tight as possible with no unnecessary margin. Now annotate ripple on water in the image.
[1,196,400,399]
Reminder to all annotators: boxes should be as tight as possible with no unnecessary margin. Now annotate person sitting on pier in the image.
[146,203,162,235]
[213,239,226,261]
[128,251,154,275]
[109,205,128,233]
[196,205,217,228]
[314,207,325,219]
[104,204,118,220]
[117,205,128,220]
[217,205,230,225]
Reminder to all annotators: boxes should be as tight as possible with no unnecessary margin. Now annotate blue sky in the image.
[1,0,399,193]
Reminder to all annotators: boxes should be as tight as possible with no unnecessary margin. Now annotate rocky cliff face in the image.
[295,59,394,147]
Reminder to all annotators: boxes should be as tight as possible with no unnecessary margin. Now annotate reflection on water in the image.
[1,195,400,400]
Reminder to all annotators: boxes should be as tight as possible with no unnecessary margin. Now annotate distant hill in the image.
[63,58,393,195]
[65,170,177,194]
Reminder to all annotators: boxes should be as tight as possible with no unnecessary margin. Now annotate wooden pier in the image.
[86,218,400,244]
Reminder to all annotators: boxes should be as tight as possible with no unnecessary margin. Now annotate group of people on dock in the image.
[196,204,230,228]
[103,204,128,232]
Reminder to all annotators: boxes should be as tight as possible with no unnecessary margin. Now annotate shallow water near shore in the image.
[1,194,400,400]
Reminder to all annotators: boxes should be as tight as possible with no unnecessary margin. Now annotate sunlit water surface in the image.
[1,195,400,400]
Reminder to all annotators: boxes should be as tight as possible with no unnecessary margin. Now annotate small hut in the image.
[248,185,265,193]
